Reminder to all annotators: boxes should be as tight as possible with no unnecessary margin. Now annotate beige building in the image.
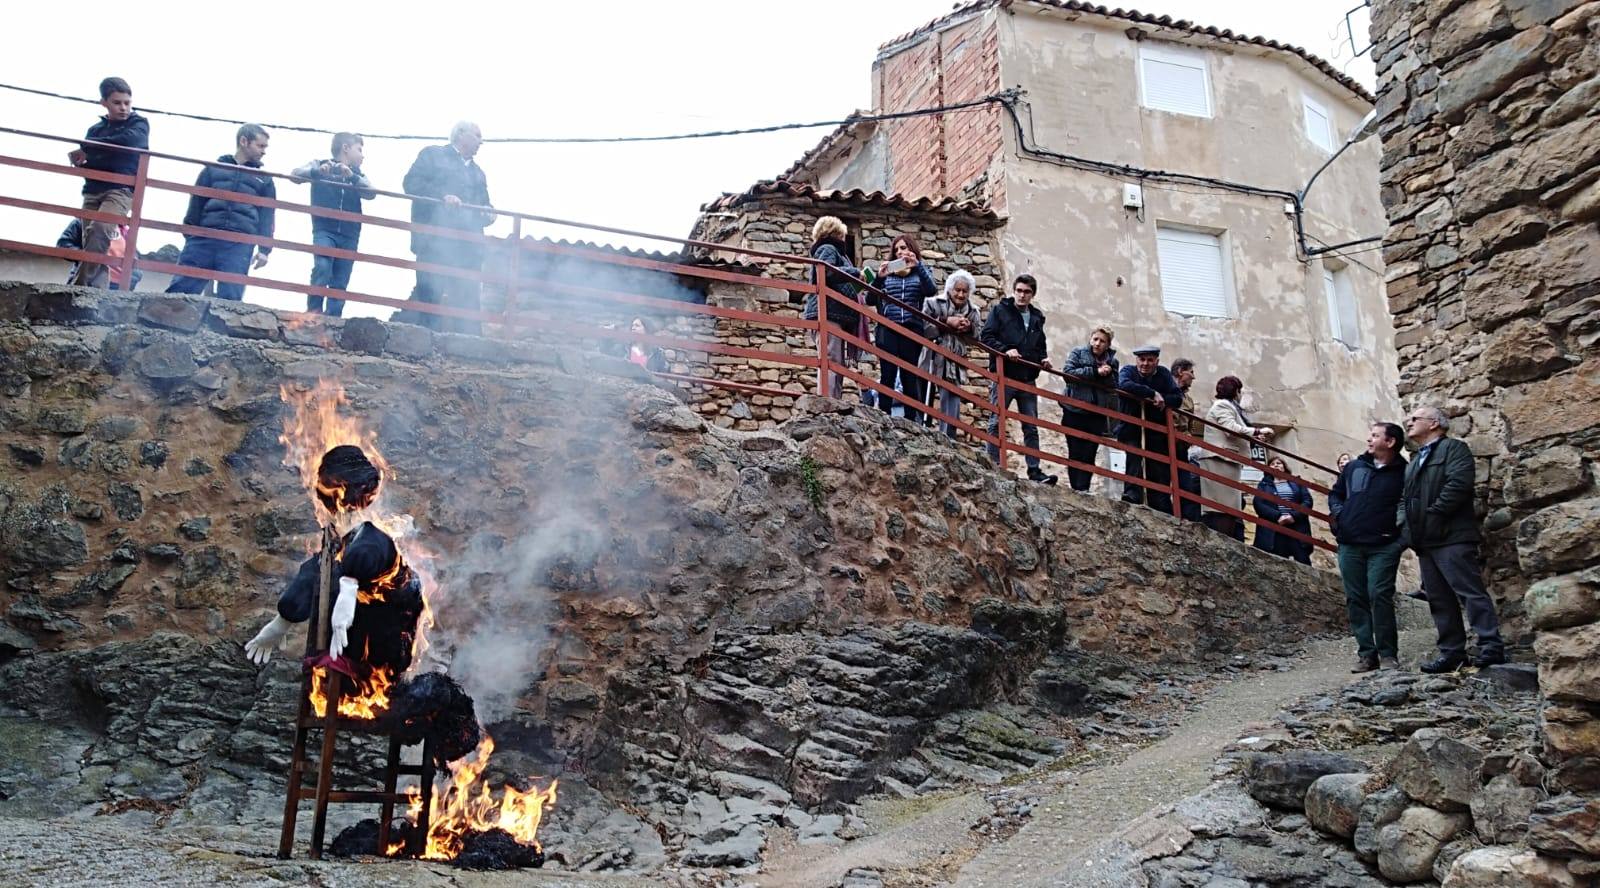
[780,0,1399,469]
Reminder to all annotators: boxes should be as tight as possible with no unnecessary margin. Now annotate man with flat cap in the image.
[1115,344,1184,514]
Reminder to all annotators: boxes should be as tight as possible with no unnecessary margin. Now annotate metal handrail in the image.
[0,124,1339,552]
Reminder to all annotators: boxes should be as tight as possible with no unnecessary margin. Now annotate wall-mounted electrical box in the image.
[1122,183,1143,210]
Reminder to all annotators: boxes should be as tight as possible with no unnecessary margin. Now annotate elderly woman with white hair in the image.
[918,269,981,438]
[806,216,878,400]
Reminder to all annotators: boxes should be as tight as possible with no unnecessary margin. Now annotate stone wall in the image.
[1,284,1346,826]
[1368,0,1600,790]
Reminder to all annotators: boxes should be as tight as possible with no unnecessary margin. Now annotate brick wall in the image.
[876,15,1004,206]
[1369,0,1600,793]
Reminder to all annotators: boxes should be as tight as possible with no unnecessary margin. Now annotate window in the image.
[1138,44,1212,118]
[1156,226,1231,318]
[1323,263,1361,348]
[1303,95,1334,152]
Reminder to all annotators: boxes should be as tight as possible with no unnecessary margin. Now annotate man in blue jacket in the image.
[166,124,274,300]
[67,77,148,289]
[1329,422,1409,673]
[1114,345,1183,513]
[293,133,376,317]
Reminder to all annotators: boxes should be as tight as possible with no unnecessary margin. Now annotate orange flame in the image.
[405,737,559,859]
[308,665,396,720]
[279,380,392,522]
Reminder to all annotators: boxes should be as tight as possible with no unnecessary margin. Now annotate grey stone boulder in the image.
[1442,847,1579,887]
[1244,750,1367,810]
[1526,794,1600,857]
[1470,773,1545,843]
[1393,728,1484,811]
[677,821,765,868]
[1434,837,1485,884]
[1354,786,1411,862]
[1378,805,1472,882]
[1306,772,1370,838]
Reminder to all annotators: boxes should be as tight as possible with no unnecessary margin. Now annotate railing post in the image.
[816,280,831,398]
[995,355,1009,471]
[504,217,522,337]
[116,154,150,290]
[1165,408,1183,519]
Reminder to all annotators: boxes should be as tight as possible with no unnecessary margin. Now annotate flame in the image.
[405,737,559,859]
[308,662,395,720]
[279,380,392,522]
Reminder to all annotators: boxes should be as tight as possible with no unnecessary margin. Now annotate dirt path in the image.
[761,633,1421,888]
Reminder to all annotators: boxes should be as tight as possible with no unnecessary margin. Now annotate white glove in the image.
[329,577,358,660]
[244,615,292,665]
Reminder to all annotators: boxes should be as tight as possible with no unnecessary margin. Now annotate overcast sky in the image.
[0,0,1375,317]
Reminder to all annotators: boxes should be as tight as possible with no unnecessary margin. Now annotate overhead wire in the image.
[0,81,1010,144]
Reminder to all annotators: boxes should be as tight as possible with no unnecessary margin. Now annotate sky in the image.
[0,0,1375,318]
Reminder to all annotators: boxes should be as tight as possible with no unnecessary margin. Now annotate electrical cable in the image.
[0,81,1010,144]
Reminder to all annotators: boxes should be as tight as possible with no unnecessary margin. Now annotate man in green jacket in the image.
[1400,406,1506,673]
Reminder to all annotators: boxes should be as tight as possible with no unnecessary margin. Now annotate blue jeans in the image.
[166,236,255,300]
[986,382,1041,472]
[308,229,358,316]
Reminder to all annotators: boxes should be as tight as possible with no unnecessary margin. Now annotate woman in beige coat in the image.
[1195,375,1271,537]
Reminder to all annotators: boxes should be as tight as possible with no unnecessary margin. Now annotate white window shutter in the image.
[1323,269,1343,342]
[1303,96,1334,152]
[1140,46,1211,117]
[1324,265,1361,348]
[1157,228,1230,318]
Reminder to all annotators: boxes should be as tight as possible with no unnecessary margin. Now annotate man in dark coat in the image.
[1114,345,1183,513]
[165,124,274,300]
[67,77,148,289]
[1330,422,1409,673]
[1401,406,1506,672]
[979,275,1056,484]
[402,121,494,334]
[1059,326,1118,492]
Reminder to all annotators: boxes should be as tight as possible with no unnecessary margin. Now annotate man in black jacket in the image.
[402,121,494,334]
[980,275,1056,484]
[1329,422,1409,673]
[67,77,148,289]
[1401,406,1506,672]
[1059,326,1118,492]
[1114,345,1183,513]
[166,125,274,300]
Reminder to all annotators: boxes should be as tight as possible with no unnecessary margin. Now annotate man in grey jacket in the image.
[1400,406,1506,673]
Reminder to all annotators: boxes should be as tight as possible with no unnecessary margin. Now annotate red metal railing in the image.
[0,125,1336,552]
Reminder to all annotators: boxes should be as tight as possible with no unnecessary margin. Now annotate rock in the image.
[1244,751,1366,810]
[382,322,433,359]
[1518,497,1600,578]
[1171,783,1267,837]
[1525,568,1600,631]
[1306,772,1370,838]
[33,405,89,435]
[1527,794,1600,856]
[177,517,212,541]
[678,822,764,868]
[1393,729,1485,811]
[9,443,45,466]
[134,340,197,382]
[1443,847,1578,887]
[1435,838,1485,883]
[1378,805,1472,882]
[3,516,89,569]
[1470,774,1545,843]
[1479,320,1571,386]
[1478,663,1540,693]
[173,547,241,609]
[798,813,844,845]
[1534,623,1600,704]
[0,624,37,657]
[1355,786,1412,862]
[1504,0,1590,27]
[107,482,143,521]
[1437,26,1554,120]
[339,318,388,355]
[138,441,169,468]
[137,295,208,333]
[1507,446,1590,508]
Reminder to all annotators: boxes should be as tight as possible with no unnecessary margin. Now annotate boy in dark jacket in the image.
[293,133,376,316]
[1329,422,1409,672]
[1114,345,1183,512]
[979,275,1055,484]
[166,124,275,300]
[67,77,148,289]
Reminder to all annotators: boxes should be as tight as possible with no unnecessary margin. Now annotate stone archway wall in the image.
[1368,0,1600,790]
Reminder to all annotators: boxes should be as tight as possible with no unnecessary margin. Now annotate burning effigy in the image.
[246,381,555,869]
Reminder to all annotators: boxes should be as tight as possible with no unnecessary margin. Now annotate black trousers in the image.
[413,239,484,335]
[875,326,925,423]
[1418,543,1505,660]
[1061,409,1104,492]
[1177,444,1202,521]
[1118,422,1172,514]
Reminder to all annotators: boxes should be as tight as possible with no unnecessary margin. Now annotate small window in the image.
[1156,226,1231,318]
[1139,44,1212,118]
[1323,263,1361,348]
[1303,95,1334,152]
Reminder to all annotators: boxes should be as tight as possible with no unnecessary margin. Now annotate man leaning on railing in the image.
[1114,345,1182,512]
[980,275,1056,486]
[165,124,275,300]
[401,121,493,336]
